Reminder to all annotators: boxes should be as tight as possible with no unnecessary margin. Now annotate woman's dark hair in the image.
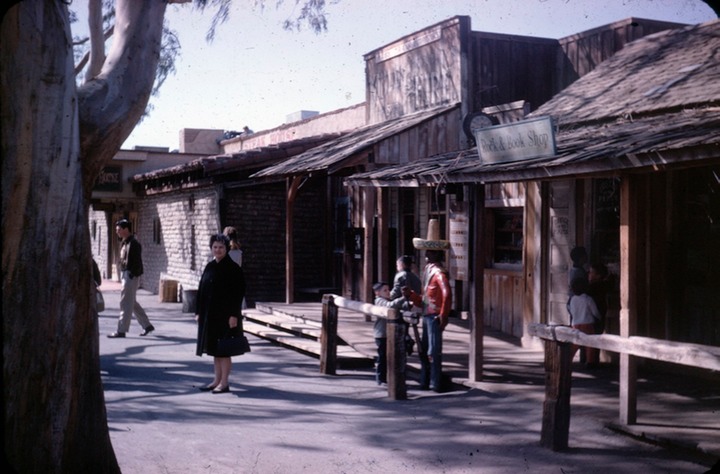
[570,246,587,264]
[590,261,608,278]
[571,276,589,295]
[209,233,230,252]
[223,226,241,249]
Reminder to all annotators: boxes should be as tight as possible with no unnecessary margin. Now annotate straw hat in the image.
[413,219,450,250]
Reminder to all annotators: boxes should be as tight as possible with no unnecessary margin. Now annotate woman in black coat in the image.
[195,233,246,393]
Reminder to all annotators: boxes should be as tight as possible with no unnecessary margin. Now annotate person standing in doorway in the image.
[568,276,600,368]
[108,219,155,338]
[403,220,452,392]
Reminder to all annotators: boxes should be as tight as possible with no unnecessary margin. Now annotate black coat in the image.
[195,255,245,356]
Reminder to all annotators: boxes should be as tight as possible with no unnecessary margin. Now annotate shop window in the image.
[488,207,523,268]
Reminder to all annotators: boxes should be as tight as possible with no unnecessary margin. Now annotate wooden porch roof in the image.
[345,20,720,187]
[250,103,460,179]
[131,134,343,183]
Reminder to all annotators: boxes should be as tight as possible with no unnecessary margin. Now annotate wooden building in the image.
[346,20,720,381]
[252,15,685,320]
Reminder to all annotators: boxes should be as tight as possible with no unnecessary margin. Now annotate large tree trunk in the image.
[2,1,165,472]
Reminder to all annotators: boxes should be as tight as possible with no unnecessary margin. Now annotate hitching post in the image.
[540,335,573,451]
[386,308,407,400]
[320,294,338,375]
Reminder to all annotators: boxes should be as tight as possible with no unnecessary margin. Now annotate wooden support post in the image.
[320,294,338,375]
[469,184,485,381]
[361,188,376,303]
[619,177,638,424]
[286,176,303,304]
[540,338,573,451]
[386,309,407,400]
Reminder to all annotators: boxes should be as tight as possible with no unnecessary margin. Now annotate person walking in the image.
[403,219,452,392]
[108,219,154,338]
[195,233,246,394]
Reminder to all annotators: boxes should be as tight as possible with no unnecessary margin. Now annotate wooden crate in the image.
[159,279,178,302]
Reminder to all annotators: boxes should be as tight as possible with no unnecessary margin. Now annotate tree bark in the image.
[2,1,165,471]
[78,0,168,191]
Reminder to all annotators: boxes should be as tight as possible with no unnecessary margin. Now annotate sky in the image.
[78,0,716,150]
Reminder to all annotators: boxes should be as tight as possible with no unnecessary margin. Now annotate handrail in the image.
[321,294,413,400]
[527,323,720,371]
[329,294,418,323]
[528,322,720,451]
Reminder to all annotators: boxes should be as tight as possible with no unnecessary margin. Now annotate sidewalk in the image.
[98,282,719,473]
[244,300,720,462]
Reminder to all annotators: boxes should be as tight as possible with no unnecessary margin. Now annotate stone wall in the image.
[137,188,221,296]
[89,208,112,279]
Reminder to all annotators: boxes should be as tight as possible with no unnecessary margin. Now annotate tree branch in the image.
[77,0,167,189]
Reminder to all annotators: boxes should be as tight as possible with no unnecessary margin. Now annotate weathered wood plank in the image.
[540,339,573,451]
[320,294,338,375]
[527,324,720,371]
[387,316,408,400]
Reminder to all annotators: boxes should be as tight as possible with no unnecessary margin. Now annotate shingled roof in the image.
[131,133,343,184]
[345,20,720,187]
[251,103,460,179]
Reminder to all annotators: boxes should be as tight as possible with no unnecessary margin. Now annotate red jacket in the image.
[407,263,452,330]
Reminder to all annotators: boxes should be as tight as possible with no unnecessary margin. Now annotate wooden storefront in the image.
[345,20,720,381]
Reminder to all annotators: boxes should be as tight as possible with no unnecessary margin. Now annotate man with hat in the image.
[402,219,452,392]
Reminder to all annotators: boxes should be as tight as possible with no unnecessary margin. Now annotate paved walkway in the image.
[248,300,720,461]
[98,281,719,473]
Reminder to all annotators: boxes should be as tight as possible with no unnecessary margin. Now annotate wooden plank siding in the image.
[467,18,688,116]
[374,109,462,166]
[470,32,558,113]
[484,270,524,338]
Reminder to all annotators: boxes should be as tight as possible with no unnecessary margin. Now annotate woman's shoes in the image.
[198,383,218,392]
[211,385,230,394]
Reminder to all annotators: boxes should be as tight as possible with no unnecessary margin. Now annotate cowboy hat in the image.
[413,219,450,250]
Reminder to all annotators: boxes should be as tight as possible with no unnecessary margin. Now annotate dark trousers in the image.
[375,337,387,384]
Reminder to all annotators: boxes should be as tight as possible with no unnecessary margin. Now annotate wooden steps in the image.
[243,304,374,369]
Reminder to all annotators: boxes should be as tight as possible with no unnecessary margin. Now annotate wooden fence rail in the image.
[321,294,413,400]
[527,323,720,451]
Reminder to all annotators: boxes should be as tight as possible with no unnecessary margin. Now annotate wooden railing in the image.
[527,323,720,451]
[321,294,415,400]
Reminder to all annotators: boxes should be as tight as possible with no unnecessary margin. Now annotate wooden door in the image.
[546,180,576,325]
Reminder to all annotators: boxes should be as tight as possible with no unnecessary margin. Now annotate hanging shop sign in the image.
[93,166,123,192]
[473,116,556,164]
[449,202,469,281]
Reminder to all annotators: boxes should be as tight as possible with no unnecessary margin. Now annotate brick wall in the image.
[222,178,329,304]
[223,183,287,304]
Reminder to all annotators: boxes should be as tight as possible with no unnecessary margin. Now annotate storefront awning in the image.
[344,107,720,187]
[251,103,460,179]
[346,20,720,187]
